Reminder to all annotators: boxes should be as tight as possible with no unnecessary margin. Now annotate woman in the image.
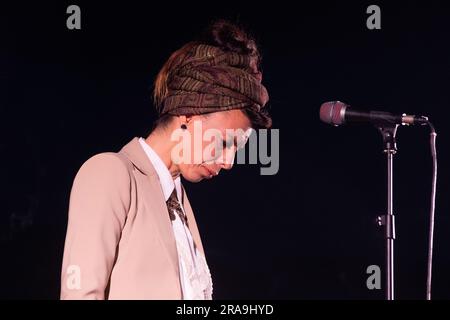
[60,20,271,300]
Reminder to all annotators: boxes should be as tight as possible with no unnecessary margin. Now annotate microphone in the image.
[320,101,428,126]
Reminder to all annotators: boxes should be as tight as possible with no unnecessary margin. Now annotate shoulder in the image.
[74,152,131,186]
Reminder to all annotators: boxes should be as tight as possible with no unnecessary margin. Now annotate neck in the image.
[145,128,180,180]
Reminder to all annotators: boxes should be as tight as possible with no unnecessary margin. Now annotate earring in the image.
[181,124,187,130]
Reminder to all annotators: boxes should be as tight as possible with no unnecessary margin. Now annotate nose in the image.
[220,162,233,171]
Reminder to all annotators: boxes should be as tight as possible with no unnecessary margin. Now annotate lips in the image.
[202,166,217,177]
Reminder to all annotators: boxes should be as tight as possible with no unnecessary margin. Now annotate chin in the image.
[181,171,206,183]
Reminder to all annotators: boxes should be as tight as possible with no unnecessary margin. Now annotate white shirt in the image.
[138,137,213,300]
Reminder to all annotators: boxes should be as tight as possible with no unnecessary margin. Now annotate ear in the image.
[178,115,194,126]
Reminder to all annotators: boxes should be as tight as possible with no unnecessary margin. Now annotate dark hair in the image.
[200,19,260,60]
[152,20,272,130]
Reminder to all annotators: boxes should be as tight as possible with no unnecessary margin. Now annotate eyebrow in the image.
[224,130,251,148]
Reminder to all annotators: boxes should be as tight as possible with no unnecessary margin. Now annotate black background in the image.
[1,0,450,299]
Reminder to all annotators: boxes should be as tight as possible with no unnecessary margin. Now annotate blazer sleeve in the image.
[60,152,131,300]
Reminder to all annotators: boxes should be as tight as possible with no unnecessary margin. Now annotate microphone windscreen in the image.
[320,101,348,125]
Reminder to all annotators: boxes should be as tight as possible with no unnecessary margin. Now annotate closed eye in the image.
[223,138,234,149]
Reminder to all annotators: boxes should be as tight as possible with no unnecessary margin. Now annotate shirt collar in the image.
[139,137,181,201]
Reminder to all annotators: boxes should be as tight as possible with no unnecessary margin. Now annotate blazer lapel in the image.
[119,137,207,269]
[119,137,180,276]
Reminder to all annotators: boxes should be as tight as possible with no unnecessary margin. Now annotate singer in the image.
[60,20,272,300]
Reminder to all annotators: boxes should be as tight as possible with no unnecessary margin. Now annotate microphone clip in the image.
[377,123,399,154]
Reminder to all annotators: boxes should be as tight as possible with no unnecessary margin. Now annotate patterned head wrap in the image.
[160,44,269,116]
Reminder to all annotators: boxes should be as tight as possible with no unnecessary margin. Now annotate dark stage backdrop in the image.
[2,1,449,299]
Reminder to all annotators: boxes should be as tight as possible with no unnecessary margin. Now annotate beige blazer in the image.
[60,137,206,299]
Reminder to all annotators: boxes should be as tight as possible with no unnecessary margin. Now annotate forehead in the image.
[203,109,251,130]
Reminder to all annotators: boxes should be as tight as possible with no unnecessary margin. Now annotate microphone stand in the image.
[376,123,399,300]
